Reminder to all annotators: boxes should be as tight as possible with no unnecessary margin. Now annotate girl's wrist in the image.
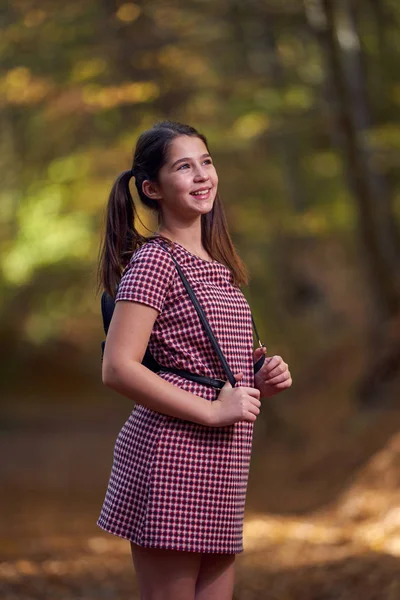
[201,399,217,427]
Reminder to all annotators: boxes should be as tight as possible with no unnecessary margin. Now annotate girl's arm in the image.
[102,300,212,426]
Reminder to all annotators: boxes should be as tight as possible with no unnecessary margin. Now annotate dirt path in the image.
[1,402,400,599]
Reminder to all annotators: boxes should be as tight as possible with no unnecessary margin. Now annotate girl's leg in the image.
[130,542,202,600]
[195,552,236,600]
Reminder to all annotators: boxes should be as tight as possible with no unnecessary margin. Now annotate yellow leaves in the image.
[245,501,400,562]
[0,559,38,580]
[87,536,110,554]
[340,489,388,522]
[15,559,39,576]
[0,534,130,589]
[42,560,69,576]
[0,67,159,112]
[232,112,269,140]
[350,508,400,555]
[353,522,387,552]
[384,537,400,557]
[116,3,141,23]
[244,516,346,552]
[284,85,314,110]
[0,67,52,105]
[82,81,159,110]
[71,58,107,83]
[338,483,400,555]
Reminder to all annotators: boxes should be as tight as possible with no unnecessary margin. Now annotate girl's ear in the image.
[142,179,162,200]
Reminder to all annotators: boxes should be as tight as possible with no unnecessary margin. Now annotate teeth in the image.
[192,190,209,196]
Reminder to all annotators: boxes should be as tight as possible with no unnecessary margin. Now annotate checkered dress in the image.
[97,236,256,554]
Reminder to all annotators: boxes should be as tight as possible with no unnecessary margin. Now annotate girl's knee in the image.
[130,542,202,600]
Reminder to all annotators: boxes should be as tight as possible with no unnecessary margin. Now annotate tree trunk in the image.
[342,0,400,270]
[305,0,400,325]
[264,28,307,213]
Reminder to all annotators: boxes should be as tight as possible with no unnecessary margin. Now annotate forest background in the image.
[2,0,400,598]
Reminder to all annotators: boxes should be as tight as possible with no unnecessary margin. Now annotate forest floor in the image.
[1,390,400,600]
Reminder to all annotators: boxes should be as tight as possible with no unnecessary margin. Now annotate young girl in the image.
[97,121,292,600]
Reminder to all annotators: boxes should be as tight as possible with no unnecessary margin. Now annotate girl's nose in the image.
[194,165,209,181]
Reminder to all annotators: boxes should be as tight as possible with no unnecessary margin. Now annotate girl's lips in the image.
[190,188,211,199]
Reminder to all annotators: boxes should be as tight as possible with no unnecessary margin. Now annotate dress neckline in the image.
[153,235,218,264]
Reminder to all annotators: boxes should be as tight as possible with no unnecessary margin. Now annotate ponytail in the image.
[97,120,250,300]
[97,170,149,298]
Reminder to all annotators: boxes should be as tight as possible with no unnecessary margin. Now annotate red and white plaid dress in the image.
[97,236,256,554]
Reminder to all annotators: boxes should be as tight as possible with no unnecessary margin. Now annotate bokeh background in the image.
[2,0,400,598]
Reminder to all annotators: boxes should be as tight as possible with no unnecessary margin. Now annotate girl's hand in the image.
[209,372,261,427]
[253,347,292,398]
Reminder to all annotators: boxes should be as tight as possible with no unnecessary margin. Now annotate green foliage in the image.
[1,0,400,352]
[2,183,92,286]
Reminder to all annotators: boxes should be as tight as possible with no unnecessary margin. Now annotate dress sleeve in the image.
[115,243,175,313]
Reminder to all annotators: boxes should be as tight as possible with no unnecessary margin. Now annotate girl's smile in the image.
[190,187,212,199]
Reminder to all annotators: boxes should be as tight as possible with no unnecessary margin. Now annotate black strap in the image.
[251,314,266,373]
[101,241,266,387]
[156,366,226,389]
[161,248,237,387]
[158,242,265,385]
[251,314,263,348]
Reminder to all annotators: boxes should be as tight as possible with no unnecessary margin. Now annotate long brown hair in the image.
[97,121,249,298]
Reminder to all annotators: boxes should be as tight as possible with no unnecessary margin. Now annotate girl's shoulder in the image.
[116,238,176,311]
[130,236,173,263]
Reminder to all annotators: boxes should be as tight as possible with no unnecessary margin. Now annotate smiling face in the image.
[142,135,218,224]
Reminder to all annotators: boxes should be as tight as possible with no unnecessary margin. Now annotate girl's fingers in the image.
[265,371,291,385]
[273,378,292,389]
[264,366,287,380]
[248,402,261,416]
[254,347,267,357]
[262,356,286,374]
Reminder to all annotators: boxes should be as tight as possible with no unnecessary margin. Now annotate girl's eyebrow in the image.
[170,153,211,169]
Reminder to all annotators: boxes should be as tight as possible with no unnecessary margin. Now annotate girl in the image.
[97,121,292,600]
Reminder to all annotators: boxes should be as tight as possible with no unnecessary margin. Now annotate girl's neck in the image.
[156,226,199,249]
[155,227,211,261]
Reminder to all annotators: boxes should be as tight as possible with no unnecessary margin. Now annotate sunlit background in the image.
[2,0,400,597]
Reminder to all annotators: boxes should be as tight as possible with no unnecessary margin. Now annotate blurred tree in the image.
[1,0,400,408]
[306,0,400,323]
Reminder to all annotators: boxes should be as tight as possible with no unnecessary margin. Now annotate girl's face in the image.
[143,135,218,221]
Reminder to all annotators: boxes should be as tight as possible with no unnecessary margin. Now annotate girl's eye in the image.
[177,159,213,171]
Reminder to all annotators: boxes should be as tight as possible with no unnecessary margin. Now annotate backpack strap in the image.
[159,245,237,387]
[158,242,265,379]
[100,243,265,387]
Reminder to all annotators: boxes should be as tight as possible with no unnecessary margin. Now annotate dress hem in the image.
[96,520,244,555]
